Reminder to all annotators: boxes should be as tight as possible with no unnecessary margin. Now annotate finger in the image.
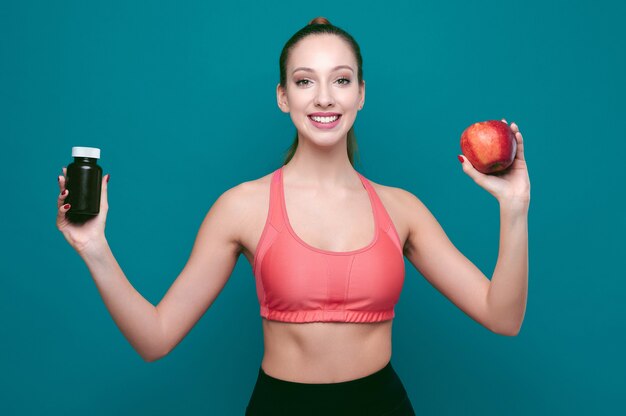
[56,200,71,226]
[100,174,109,213]
[502,118,507,124]
[58,173,66,193]
[60,167,67,192]
[459,155,488,188]
[510,122,519,133]
[514,131,525,161]
[57,188,69,209]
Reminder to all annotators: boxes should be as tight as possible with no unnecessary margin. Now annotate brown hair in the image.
[279,17,363,167]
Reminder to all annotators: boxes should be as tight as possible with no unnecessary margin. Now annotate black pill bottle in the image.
[66,146,102,223]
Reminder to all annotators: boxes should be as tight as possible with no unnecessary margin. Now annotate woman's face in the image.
[277,34,365,146]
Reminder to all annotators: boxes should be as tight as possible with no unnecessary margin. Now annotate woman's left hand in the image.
[459,119,531,206]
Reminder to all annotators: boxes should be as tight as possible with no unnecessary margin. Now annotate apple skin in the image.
[460,120,517,174]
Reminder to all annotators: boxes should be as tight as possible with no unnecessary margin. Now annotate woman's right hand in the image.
[56,167,111,255]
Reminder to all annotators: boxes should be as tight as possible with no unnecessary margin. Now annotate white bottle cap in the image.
[72,146,101,159]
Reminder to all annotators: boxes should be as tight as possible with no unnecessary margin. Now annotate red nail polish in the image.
[458,155,464,163]
[106,174,109,183]
[64,204,70,209]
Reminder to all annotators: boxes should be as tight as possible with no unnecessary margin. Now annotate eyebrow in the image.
[291,65,354,75]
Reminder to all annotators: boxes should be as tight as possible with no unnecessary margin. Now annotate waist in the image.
[260,318,393,383]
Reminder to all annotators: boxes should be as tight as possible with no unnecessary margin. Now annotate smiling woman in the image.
[55,12,529,416]
[243,17,417,415]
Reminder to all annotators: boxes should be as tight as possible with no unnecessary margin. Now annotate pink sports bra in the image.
[252,166,405,323]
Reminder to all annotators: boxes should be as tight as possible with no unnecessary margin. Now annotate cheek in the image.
[339,89,361,106]
[287,94,311,112]
[342,99,361,114]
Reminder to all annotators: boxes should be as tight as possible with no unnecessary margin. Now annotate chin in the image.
[306,128,351,143]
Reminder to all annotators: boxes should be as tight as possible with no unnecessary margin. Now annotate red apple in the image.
[460,120,517,174]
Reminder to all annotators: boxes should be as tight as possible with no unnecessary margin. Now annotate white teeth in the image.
[311,115,339,123]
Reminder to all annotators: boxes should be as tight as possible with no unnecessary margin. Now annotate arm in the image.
[459,120,530,335]
[79,184,245,361]
[80,239,164,361]
[487,201,528,336]
[397,189,528,336]
[154,184,245,359]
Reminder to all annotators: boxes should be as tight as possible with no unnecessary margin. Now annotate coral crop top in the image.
[252,166,406,323]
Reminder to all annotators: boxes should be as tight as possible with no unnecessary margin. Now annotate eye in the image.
[295,79,311,87]
[336,77,351,85]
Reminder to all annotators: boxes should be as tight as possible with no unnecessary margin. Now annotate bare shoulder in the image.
[365,178,412,205]
[220,172,270,208]
[377,182,424,210]
[218,170,274,258]
[230,170,274,214]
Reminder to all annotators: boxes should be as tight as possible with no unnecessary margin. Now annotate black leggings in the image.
[245,360,416,415]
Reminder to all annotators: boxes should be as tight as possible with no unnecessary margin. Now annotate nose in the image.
[314,83,335,108]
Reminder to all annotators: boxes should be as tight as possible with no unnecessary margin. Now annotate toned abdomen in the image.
[260,318,393,383]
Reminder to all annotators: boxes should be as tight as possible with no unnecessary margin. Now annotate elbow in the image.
[142,354,159,363]
[488,316,523,336]
[492,322,523,337]
[497,327,520,337]
[143,320,171,362]
[142,350,167,362]
[487,307,524,336]
[141,343,170,362]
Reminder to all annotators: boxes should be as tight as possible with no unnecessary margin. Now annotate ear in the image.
[276,83,290,113]
[358,80,365,110]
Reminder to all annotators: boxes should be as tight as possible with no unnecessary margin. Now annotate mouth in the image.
[307,113,342,129]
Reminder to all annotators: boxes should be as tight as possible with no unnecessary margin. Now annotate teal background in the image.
[1,0,624,414]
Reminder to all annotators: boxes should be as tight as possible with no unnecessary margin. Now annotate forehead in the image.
[288,34,357,72]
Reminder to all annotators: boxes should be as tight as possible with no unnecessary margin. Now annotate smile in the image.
[307,113,342,129]
[309,115,340,123]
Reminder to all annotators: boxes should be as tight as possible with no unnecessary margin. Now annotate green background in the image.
[2,0,624,414]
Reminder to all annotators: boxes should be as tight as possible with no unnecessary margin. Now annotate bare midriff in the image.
[260,318,393,383]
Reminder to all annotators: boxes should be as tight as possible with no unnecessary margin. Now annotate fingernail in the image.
[64,204,70,210]
[106,174,110,183]
[458,155,464,163]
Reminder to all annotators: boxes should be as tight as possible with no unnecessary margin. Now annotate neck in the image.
[283,134,358,188]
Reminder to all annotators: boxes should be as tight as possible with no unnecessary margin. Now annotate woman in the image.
[56,17,530,415]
